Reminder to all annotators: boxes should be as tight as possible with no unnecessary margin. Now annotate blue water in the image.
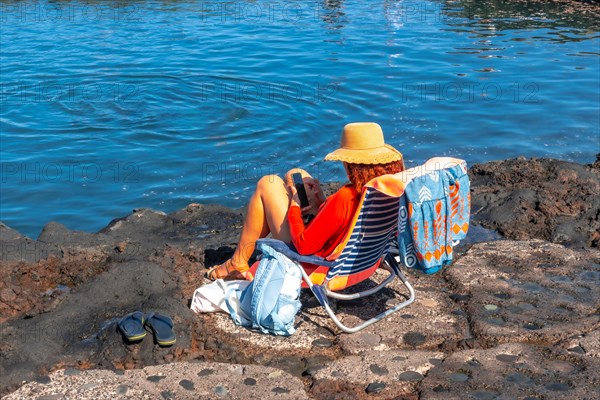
[1,0,599,238]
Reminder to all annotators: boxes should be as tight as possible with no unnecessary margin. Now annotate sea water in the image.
[1,0,598,237]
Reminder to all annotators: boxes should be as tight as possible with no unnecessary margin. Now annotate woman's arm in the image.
[287,186,355,255]
[288,203,344,255]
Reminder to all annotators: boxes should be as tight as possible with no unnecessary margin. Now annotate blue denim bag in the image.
[225,241,302,336]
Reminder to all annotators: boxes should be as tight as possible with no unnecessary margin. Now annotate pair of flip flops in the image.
[117,311,176,346]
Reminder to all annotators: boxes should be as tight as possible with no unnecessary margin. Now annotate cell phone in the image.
[292,172,310,208]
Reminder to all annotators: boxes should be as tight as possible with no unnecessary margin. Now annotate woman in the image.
[206,122,405,280]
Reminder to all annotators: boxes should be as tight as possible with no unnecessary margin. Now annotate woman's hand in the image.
[288,184,314,216]
[285,172,326,217]
[304,178,325,214]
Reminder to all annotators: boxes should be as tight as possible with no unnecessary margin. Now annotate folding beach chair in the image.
[253,177,413,333]
[254,157,468,333]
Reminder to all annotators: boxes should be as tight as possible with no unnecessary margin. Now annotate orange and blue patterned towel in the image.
[397,159,470,274]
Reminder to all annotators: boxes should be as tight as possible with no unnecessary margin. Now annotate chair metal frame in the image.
[296,253,415,333]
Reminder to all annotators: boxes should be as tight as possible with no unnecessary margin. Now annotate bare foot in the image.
[205,259,250,281]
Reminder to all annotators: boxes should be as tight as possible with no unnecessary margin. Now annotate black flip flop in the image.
[144,312,176,346]
[117,311,147,342]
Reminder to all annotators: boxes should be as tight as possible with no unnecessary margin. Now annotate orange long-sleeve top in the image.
[287,184,361,257]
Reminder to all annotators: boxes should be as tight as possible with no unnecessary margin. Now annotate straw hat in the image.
[324,122,403,164]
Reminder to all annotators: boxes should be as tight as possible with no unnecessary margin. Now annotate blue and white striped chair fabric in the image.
[326,189,400,282]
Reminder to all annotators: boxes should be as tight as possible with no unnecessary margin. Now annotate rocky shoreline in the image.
[1,155,598,399]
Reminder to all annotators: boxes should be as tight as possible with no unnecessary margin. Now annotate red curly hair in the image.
[345,160,405,192]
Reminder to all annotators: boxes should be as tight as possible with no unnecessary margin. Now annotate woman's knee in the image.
[256,174,284,192]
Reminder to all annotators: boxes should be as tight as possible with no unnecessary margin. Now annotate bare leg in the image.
[207,174,293,280]
[234,168,317,265]
[234,174,293,263]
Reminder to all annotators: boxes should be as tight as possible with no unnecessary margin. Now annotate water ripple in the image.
[1,0,598,237]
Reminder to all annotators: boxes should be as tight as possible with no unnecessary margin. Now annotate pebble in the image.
[116,384,129,395]
[79,383,98,391]
[403,331,426,347]
[579,271,600,280]
[546,383,570,391]
[312,338,334,348]
[521,282,545,292]
[365,382,386,394]
[272,387,290,394]
[232,366,245,375]
[197,368,214,377]
[517,303,536,311]
[179,379,194,390]
[316,326,335,337]
[550,275,572,283]
[243,377,257,386]
[506,305,524,314]
[484,304,498,311]
[506,373,533,385]
[572,286,591,294]
[450,293,469,302]
[147,375,166,382]
[421,298,438,308]
[398,371,424,382]
[548,360,575,374]
[522,322,542,330]
[557,294,576,303]
[213,386,228,396]
[496,354,518,363]
[160,390,174,399]
[448,372,469,382]
[369,364,389,376]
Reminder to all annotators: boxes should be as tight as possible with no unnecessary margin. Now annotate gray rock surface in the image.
[419,343,600,400]
[3,361,309,400]
[1,156,599,399]
[470,155,600,248]
[445,240,600,346]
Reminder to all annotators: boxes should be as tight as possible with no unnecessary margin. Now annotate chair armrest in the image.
[256,238,335,268]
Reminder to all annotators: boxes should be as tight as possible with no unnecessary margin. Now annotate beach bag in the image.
[190,279,250,314]
[397,160,470,274]
[225,241,302,336]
